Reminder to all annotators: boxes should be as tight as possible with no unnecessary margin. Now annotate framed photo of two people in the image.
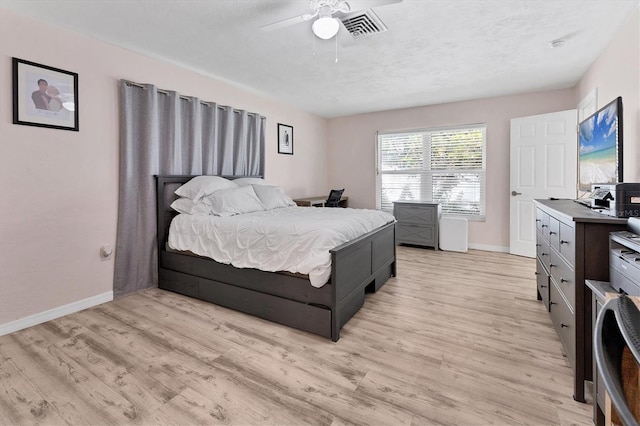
[277,123,293,155]
[12,58,79,131]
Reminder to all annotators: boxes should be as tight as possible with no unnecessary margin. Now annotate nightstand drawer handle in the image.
[540,285,547,288]
[549,231,557,235]
[560,240,569,244]
[560,278,568,283]
[549,263,555,268]
[561,323,569,328]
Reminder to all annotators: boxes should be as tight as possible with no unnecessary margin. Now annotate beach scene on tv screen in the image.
[578,101,618,191]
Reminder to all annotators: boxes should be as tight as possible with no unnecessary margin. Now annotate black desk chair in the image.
[594,295,640,426]
[325,189,344,207]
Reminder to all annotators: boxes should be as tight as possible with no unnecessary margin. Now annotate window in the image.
[376,124,486,220]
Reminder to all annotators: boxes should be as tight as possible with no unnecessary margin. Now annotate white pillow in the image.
[174,176,238,202]
[170,198,211,215]
[252,184,296,210]
[233,177,266,187]
[203,186,266,217]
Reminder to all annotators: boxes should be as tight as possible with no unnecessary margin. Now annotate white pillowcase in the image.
[251,184,296,210]
[170,198,211,215]
[174,176,238,202]
[203,185,266,217]
[233,177,266,187]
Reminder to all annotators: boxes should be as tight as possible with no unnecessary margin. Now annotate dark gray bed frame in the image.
[156,175,396,341]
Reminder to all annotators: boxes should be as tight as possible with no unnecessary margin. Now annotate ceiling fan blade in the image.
[343,0,402,12]
[335,2,351,13]
[259,13,316,31]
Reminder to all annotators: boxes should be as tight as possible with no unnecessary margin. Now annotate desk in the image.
[293,196,348,208]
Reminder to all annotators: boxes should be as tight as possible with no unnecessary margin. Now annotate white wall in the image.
[576,6,639,183]
[0,8,329,329]
[327,89,576,250]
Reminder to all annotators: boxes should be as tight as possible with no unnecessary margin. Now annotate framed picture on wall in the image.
[278,123,293,155]
[12,57,79,131]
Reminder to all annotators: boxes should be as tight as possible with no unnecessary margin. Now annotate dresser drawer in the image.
[536,209,550,235]
[396,224,435,246]
[394,204,437,226]
[549,248,575,310]
[559,222,575,266]
[549,217,560,250]
[536,257,550,311]
[537,231,551,271]
[549,281,576,368]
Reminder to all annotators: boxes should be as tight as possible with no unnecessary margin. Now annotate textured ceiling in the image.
[1,0,638,118]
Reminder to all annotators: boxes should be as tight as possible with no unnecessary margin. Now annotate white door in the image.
[509,109,577,257]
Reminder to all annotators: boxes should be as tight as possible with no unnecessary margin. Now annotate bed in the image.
[156,175,397,341]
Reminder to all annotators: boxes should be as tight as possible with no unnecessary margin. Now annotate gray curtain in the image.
[114,80,265,298]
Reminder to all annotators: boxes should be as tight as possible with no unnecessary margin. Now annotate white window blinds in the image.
[376,125,486,220]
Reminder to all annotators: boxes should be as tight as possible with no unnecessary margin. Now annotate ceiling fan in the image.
[261,0,402,40]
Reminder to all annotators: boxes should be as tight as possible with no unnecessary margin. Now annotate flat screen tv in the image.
[577,96,623,194]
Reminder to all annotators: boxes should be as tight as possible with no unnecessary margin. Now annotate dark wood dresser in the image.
[534,199,627,402]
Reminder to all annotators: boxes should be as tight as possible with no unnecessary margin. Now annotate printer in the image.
[589,183,640,218]
[609,218,640,296]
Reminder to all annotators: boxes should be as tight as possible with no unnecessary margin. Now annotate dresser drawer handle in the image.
[536,244,541,247]
[561,323,569,328]
[536,219,541,222]
[550,301,556,306]
[549,263,555,268]
[541,252,548,257]
[560,240,569,245]
[560,278,568,283]
[549,231,557,235]
[534,272,540,275]
[541,224,548,228]
[540,285,547,288]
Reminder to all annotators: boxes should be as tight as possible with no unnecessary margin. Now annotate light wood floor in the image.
[1,247,592,425]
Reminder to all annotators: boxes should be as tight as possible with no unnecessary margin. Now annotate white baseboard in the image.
[468,243,510,253]
[0,291,113,336]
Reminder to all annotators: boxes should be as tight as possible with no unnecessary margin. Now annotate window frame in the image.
[376,124,487,221]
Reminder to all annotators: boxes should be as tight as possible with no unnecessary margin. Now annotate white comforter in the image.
[168,206,395,287]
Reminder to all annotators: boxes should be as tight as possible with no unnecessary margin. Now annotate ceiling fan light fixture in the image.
[312,16,339,39]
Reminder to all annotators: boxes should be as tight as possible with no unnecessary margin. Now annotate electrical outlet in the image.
[100,243,113,260]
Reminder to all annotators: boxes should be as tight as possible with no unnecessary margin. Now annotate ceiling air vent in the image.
[340,9,388,39]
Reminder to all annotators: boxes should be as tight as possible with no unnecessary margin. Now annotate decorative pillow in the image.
[233,177,266,187]
[251,184,296,210]
[170,198,211,215]
[204,185,266,217]
[174,176,238,202]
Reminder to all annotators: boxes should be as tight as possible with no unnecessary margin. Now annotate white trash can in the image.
[439,217,468,252]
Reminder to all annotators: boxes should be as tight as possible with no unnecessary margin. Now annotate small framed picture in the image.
[12,58,79,131]
[277,123,293,155]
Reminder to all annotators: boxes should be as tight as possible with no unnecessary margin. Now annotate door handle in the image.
[511,191,522,196]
